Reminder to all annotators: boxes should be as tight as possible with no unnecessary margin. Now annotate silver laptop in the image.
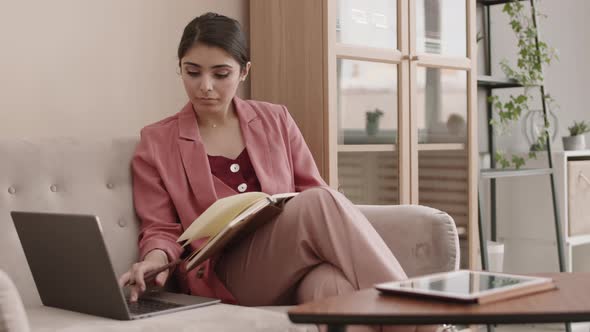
[11,211,220,320]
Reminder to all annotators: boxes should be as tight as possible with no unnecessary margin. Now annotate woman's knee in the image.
[296,263,355,303]
[284,186,364,230]
[289,186,345,216]
[296,186,338,202]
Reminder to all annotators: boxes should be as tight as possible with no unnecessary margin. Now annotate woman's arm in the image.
[132,130,185,263]
[281,105,328,191]
[120,131,186,300]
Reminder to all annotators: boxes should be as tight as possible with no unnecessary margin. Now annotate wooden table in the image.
[288,273,590,332]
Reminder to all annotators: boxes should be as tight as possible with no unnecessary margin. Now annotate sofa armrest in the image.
[0,270,30,332]
[357,205,460,277]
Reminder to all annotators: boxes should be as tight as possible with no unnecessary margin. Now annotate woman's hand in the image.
[118,249,169,302]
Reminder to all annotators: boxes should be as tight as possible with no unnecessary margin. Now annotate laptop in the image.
[11,211,220,320]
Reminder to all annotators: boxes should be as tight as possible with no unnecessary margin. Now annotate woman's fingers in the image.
[131,263,147,292]
[129,284,141,302]
[118,254,170,302]
[117,271,130,288]
[128,263,149,302]
[155,270,169,287]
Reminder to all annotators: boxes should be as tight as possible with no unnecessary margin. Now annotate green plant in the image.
[568,121,590,136]
[488,0,558,169]
[366,108,384,123]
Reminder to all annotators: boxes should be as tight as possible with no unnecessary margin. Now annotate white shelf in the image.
[566,234,590,247]
[562,150,590,158]
[480,168,553,179]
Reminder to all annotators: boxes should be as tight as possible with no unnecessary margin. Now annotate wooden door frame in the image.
[407,0,478,268]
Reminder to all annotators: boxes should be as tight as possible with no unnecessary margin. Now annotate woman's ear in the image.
[240,62,252,82]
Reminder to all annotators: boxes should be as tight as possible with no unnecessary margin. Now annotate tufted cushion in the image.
[0,138,141,306]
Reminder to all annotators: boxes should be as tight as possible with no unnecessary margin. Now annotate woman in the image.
[119,12,444,332]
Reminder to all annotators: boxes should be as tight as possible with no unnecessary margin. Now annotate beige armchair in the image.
[0,270,30,332]
[0,138,459,332]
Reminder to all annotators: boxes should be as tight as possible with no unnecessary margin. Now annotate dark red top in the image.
[207,148,262,193]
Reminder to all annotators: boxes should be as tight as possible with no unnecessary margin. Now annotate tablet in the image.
[375,270,555,304]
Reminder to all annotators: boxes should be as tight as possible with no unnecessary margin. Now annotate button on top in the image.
[230,163,240,173]
[7,187,15,195]
[237,183,248,193]
[50,185,58,192]
[117,219,127,228]
[106,183,114,189]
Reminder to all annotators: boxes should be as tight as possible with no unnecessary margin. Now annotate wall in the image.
[477,0,590,272]
[0,0,249,139]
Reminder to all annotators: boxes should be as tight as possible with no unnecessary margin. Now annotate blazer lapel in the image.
[177,103,218,212]
[234,97,275,194]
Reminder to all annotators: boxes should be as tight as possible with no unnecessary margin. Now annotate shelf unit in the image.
[478,0,566,271]
[478,1,569,331]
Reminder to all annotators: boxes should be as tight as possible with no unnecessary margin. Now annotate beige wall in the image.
[0,0,249,138]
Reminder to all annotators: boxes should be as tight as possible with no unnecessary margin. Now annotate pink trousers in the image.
[215,187,437,332]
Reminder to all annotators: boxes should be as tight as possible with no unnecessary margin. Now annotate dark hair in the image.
[177,12,249,70]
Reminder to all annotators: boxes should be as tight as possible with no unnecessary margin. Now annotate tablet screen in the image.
[395,271,528,296]
[375,270,553,302]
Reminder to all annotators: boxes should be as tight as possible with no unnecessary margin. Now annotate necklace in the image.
[201,121,218,129]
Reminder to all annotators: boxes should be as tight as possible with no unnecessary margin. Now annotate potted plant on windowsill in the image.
[365,108,384,136]
[563,121,590,151]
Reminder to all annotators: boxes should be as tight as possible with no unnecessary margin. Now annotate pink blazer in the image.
[132,96,326,303]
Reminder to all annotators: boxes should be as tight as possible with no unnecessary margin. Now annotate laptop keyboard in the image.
[126,297,184,316]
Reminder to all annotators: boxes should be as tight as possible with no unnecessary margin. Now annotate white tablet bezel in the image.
[375,269,553,302]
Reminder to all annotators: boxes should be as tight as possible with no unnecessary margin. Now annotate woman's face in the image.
[180,43,249,115]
